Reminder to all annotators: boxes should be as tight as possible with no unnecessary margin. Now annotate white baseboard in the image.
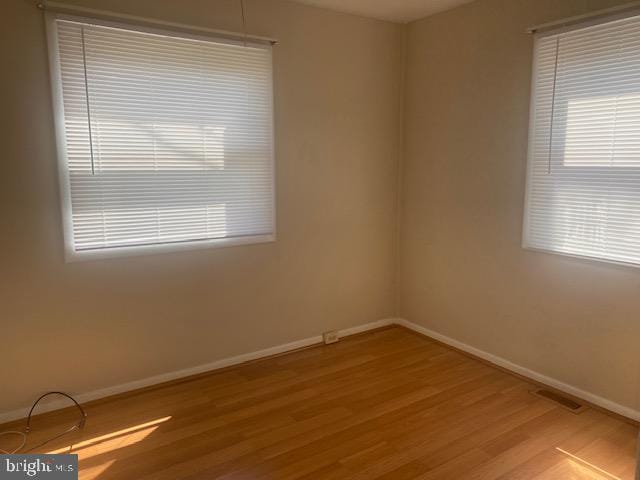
[396,318,640,422]
[0,318,394,424]
[5,317,635,425]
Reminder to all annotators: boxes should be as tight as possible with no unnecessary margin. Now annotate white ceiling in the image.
[292,0,476,23]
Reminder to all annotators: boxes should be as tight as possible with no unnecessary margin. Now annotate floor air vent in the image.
[532,389,587,414]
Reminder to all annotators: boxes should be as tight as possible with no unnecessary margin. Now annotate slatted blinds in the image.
[524,13,640,266]
[49,16,274,260]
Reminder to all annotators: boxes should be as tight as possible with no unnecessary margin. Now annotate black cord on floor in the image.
[0,391,87,454]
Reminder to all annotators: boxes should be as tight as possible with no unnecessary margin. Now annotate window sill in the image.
[64,234,276,262]
[522,243,640,271]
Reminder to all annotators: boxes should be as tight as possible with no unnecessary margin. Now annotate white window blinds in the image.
[48,16,275,260]
[524,13,640,267]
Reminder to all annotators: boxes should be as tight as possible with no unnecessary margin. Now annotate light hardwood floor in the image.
[1,326,637,479]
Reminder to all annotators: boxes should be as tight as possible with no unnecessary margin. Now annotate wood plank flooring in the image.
[1,326,637,479]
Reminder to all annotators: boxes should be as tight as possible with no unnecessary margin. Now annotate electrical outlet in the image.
[323,331,339,344]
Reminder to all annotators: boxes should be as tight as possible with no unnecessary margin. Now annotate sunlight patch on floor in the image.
[47,416,172,458]
[78,459,115,479]
[555,447,621,480]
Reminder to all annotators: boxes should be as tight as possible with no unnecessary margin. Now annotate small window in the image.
[47,15,275,261]
[523,13,640,267]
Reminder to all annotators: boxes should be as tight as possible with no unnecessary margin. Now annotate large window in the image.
[524,13,640,267]
[47,15,275,261]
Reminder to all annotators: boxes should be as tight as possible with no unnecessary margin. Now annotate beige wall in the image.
[0,0,402,413]
[3,0,638,418]
[401,0,640,412]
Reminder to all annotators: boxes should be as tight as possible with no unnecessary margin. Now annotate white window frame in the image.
[45,12,276,262]
[522,12,640,269]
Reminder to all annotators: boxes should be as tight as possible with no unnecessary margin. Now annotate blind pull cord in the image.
[240,0,247,48]
[547,36,560,175]
[80,27,96,175]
